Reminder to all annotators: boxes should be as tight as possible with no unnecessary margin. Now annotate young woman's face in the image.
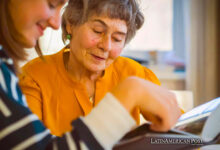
[68,15,127,72]
[9,0,67,48]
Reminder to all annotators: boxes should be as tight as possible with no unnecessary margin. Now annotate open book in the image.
[113,97,220,150]
[175,97,220,134]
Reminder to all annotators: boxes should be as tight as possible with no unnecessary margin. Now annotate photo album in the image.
[113,97,220,150]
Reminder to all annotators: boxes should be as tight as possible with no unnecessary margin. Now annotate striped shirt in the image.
[0,46,103,150]
[0,45,136,150]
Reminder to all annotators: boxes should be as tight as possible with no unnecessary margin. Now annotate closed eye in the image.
[48,2,56,9]
[93,29,103,34]
[48,1,56,9]
[48,0,62,9]
[113,38,122,42]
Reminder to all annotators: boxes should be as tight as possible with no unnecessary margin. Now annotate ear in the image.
[66,21,72,34]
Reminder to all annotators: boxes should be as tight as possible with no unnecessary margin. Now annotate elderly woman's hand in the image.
[111,76,181,132]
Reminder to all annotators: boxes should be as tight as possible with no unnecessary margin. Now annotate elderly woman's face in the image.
[68,15,127,72]
[9,0,66,48]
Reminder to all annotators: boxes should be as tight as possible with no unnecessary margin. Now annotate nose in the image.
[98,35,112,52]
[48,11,61,30]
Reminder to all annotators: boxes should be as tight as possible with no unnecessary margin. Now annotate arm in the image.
[131,66,161,124]
[111,77,181,132]
[0,87,135,150]
[142,67,185,114]
[0,77,180,149]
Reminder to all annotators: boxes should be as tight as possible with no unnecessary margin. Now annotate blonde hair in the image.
[0,0,27,66]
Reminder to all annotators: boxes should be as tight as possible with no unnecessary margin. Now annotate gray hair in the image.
[62,0,144,44]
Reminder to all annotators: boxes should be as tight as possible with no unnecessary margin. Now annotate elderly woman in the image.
[19,0,161,136]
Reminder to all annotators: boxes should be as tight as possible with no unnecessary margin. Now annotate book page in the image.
[202,104,220,142]
[175,98,220,134]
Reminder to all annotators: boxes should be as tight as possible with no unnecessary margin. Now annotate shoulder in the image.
[112,56,143,70]
[111,56,160,85]
[112,56,145,75]
[22,50,62,75]
[20,50,64,82]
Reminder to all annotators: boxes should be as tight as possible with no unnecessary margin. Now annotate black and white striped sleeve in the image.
[0,87,52,150]
[48,93,136,150]
[0,89,135,150]
[1,46,136,149]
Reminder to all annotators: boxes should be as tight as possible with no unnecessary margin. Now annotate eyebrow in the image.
[92,19,127,36]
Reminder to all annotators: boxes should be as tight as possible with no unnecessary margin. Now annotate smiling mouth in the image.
[91,54,106,61]
[37,24,45,36]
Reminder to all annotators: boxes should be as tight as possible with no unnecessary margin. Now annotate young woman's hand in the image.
[111,76,181,132]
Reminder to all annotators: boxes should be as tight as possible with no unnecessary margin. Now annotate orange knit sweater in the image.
[19,48,160,136]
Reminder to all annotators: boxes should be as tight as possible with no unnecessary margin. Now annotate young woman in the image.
[0,0,181,149]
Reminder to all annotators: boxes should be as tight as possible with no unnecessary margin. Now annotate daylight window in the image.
[125,0,173,51]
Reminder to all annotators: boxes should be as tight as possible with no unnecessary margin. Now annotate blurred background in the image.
[22,0,220,109]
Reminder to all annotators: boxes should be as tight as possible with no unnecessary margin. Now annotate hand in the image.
[111,76,181,132]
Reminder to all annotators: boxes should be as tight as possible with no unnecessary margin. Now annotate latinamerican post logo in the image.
[150,137,203,145]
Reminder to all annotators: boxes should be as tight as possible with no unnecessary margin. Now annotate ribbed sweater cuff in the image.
[82,93,136,150]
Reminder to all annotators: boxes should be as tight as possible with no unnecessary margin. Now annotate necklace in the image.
[63,49,96,106]
[89,96,94,106]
